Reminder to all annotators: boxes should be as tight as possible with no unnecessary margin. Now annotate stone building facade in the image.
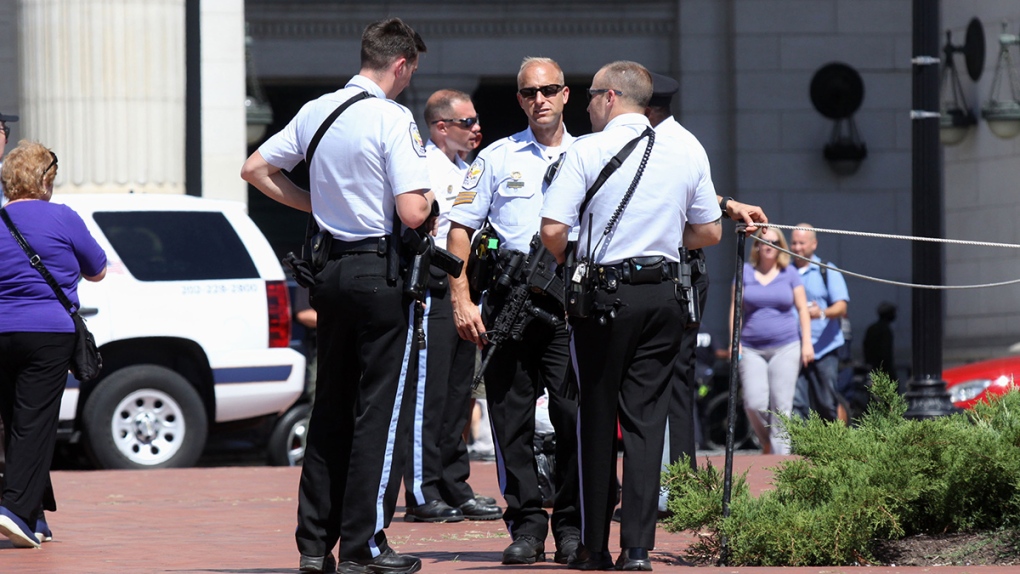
[1,0,1018,367]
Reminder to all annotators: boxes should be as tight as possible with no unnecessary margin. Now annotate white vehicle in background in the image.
[52,194,308,469]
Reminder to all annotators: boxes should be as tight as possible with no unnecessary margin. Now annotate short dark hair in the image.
[361,18,427,71]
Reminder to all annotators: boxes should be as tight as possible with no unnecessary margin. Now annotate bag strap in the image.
[582,127,655,259]
[298,90,374,256]
[578,127,653,219]
[1,207,76,316]
[305,91,373,165]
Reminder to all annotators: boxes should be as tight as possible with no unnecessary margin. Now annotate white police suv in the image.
[52,194,307,469]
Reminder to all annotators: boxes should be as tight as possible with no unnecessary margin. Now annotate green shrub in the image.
[662,372,1020,565]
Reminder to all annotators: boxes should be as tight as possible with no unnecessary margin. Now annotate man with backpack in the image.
[790,223,850,422]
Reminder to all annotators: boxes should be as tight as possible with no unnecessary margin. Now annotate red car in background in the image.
[942,356,1020,409]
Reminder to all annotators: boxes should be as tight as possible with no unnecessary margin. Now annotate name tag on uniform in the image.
[507,181,525,189]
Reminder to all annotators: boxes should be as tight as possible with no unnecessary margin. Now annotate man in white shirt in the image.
[402,90,503,524]
[541,61,722,570]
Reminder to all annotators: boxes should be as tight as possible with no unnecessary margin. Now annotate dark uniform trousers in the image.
[667,250,709,470]
[0,332,68,524]
[404,276,476,507]
[481,291,580,546]
[571,281,685,552]
[296,251,417,562]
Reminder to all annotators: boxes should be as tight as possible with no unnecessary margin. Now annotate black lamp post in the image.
[905,0,957,419]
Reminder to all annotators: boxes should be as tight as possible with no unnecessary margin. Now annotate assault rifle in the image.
[472,234,565,388]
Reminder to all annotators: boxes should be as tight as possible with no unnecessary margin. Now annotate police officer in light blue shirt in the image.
[541,60,721,571]
[446,56,582,567]
[790,223,850,422]
[401,89,503,524]
[241,18,432,574]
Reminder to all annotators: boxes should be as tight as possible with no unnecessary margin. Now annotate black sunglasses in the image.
[518,84,564,99]
[430,116,480,128]
[42,150,58,178]
[586,88,622,103]
[1,125,8,139]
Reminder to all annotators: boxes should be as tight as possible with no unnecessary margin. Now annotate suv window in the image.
[94,211,260,281]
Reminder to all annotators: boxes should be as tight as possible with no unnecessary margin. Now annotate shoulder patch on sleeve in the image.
[409,122,426,157]
[462,157,485,190]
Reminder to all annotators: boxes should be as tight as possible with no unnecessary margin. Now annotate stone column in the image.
[19,0,186,194]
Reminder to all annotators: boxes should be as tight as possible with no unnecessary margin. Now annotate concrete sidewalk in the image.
[0,454,1010,573]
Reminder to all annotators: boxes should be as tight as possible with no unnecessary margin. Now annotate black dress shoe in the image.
[474,494,498,505]
[403,499,465,523]
[614,548,652,571]
[337,548,422,574]
[300,553,337,573]
[457,497,503,520]
[554,535,580,564]
[501,534,546,564]
[568,546,614,571]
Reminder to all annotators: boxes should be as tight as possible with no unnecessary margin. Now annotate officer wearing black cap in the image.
[0,112,18,204]
[645,73,767,496]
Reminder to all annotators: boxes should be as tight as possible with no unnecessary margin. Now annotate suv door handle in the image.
[78,307,100,317]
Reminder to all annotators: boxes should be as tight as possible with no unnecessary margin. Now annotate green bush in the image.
[662,372,1020,565]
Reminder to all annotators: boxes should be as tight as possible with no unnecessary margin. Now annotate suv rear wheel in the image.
[266,402,311,466]
[82,365,208,469]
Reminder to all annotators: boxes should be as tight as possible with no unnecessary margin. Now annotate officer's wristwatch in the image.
[719,196,734,219]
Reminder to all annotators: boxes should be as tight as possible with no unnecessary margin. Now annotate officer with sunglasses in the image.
[541,61,723,571]
[400,89,503,525]
[0,113,18,206]
[446,56,581,566]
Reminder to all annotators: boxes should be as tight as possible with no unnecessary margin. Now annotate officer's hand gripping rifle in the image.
[472,234,564,389]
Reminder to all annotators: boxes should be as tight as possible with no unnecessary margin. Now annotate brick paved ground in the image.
[0,454,1011,574]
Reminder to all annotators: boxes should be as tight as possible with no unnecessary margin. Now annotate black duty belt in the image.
[329,237,387,258]
[597,258,679,290]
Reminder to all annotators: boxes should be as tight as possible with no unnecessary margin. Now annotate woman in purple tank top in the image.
[729,227,812,454]
[0,141,107,548]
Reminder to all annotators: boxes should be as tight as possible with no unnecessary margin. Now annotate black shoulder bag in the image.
[1,208,103,382]
[280,91,374,288]
[566,127,654,318]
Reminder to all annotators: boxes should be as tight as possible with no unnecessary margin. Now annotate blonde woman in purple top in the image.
[0,141,107,548]
[729,227,812,454]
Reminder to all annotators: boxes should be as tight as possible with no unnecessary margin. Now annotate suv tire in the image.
[82,365,208,469]
[266,402,311,467]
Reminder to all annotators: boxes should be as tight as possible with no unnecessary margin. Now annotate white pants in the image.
[739,340,800,454]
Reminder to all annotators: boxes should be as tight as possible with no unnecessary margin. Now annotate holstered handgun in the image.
[678,247,700,328]
[402,227,464,300]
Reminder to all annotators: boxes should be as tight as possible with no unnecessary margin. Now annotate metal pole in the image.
[905,0,957,418]
[719,229,746,565]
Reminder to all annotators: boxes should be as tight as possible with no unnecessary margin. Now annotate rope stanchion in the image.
[719,229,746,566]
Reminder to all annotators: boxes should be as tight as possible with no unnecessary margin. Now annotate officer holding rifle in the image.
[446,56,582,566]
